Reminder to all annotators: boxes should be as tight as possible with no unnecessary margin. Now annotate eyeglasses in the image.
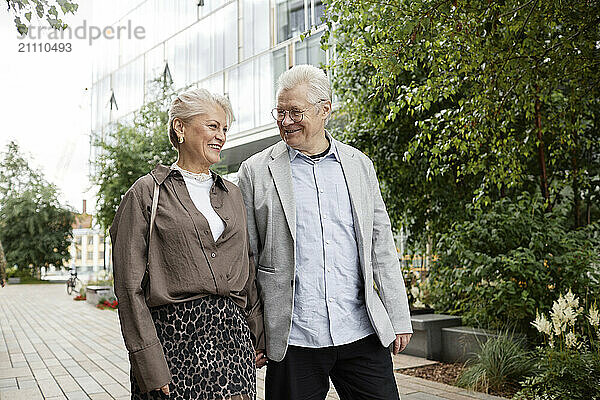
[271,100,328,123]
[271,107,311,123]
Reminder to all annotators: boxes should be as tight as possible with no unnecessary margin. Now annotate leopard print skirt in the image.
[131,295,256,400]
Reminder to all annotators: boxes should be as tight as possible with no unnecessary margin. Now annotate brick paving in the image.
[0,285,506,400]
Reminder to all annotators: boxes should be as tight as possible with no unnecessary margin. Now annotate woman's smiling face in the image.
[181,104,228,168]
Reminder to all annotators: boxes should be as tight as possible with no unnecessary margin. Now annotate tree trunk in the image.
[535,91,551,211]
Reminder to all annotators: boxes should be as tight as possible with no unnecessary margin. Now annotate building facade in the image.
[90,0,328,173]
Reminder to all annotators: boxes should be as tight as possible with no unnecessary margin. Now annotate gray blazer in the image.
[238,139,412,362]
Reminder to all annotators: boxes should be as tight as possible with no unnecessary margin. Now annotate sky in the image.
[0,2,97,214]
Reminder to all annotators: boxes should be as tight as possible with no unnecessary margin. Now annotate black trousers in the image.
[265,335,400,400]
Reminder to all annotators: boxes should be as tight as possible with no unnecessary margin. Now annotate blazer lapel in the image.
[337,143,366,254]
[268,142,296,241]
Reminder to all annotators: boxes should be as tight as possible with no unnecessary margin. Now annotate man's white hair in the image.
[276,64,332,123]
[167,88,234,149]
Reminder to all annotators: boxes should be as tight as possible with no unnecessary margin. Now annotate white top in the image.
[172,164,225,242]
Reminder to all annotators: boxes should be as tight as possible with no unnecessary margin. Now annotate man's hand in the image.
[155,384,169,395]
[255,349,268,368]
[393,333,412,355]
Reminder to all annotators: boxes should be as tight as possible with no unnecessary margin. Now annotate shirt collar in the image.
[150,163,228,192]
[286,131,340,163]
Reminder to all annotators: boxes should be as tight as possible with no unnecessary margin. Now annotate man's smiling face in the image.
[276,84,328,154]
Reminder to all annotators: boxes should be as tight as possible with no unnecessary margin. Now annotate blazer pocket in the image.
[257,264,276,274]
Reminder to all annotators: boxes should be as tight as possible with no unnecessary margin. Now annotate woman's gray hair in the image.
[276,64,332,123]
[167,88,234,149]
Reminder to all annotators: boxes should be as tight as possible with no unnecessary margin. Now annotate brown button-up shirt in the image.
[109,164,264,393]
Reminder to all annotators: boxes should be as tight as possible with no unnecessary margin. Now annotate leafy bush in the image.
[456,331,532,393]
[96,296,118,310]
[515,291,600,399]
[427,193,600,334]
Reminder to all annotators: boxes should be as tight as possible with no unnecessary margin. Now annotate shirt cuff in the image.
[130,341,171,393]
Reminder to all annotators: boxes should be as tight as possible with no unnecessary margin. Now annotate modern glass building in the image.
[90,0,328,173]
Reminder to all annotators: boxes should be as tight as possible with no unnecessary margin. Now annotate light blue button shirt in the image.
[287,137,375,348]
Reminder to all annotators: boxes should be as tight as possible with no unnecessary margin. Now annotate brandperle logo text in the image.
[17,20,146,45]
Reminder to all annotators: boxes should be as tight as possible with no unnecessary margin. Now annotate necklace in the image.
[171,163,212,182]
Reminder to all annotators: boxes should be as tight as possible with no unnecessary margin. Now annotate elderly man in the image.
[238,64,412,400]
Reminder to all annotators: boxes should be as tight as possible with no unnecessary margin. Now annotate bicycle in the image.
[66,268,82,295]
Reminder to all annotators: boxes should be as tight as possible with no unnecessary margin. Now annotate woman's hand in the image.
[155,383,170,395]
[255,349,268,368]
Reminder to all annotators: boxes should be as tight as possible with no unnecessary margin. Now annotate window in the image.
[87,236,94,246]
[228,53,279,135]
[276,0,306,43]
[242,0,270,59]
[112,57,144,119]
[272,47,288,98]
[167,3,237,88]
[92,76,111,133]
[295,31,326,67]
[313,0,325,26]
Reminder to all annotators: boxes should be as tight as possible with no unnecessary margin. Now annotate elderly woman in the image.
[110,88,266,400]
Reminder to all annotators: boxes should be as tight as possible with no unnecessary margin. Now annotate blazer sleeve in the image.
[109,187,171,393]
[237,162,266,350]
[243,239,266,350]
[368,161,413,334]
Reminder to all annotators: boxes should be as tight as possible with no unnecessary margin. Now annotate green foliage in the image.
[6,0,79,35]
[456,332,533,393]
[426,192,600,333]
[0,141,45,199]
[92,80,177,230]
[323,0,600,247]
[0,142,73,276]
[516,291,600,399]
[515,350,600,400]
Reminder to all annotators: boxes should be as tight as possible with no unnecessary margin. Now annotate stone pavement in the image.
[0,285,507,400]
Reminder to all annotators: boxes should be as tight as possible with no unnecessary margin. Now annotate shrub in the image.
[96,296,118,310]
[456,331,533,393]
[427,192,600,334]
[515,292,600,399]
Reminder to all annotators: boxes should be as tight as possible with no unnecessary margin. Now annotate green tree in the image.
[323,0,600,247]
[6,0,79,35]
[0,140,45,199]
[0,188,73,278]
[92,80,177,230]
[0,141,73,278]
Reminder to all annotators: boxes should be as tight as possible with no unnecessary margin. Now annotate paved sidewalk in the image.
[0,285,506,400]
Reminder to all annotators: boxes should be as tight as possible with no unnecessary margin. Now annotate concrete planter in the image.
[403,313,462,360]
[7,277,21,284]
[86,285,115,306]
[403,313,521,363]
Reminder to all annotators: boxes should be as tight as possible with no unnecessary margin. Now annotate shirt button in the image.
[204,230,209,235]
[211,252,216,258]
[224,216,230,220]
[328,298,333,302]
[327,267,331,272]
[323,215,327,219]
[319,189,324,193]
[325,240,331,245]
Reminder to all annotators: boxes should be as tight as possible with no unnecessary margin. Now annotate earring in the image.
[178,136,184,144]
